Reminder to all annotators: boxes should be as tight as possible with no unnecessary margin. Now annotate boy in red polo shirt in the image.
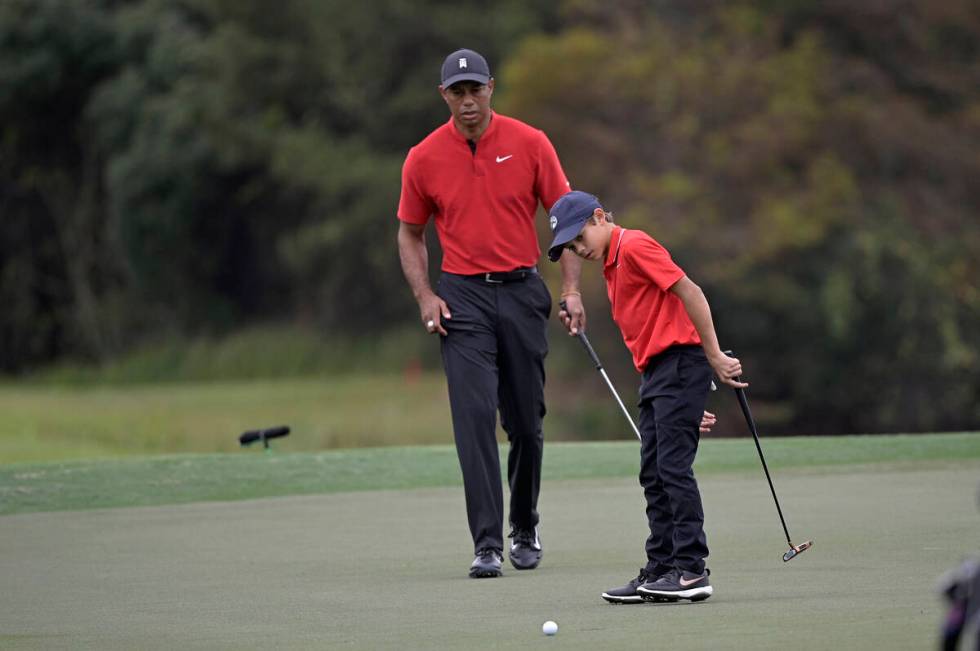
[548,191,747,603]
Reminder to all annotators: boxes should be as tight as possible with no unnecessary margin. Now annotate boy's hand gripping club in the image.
[560,300,641,441]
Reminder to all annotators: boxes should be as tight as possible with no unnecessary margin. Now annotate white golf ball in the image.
[542,620,558,636]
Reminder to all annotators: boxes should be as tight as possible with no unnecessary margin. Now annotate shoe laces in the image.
[631,568,653,587]
[508,528,536,546]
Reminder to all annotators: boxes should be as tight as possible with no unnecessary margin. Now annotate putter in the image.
[239,425,290,450]
[725,352,812,562]
[559,301,641,440]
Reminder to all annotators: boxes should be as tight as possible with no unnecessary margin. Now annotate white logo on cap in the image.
[459,58,467,69]
[549,215,558,231]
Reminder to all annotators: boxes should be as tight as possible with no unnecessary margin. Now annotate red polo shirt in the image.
[397,112,570,274]
[604,227,702,372]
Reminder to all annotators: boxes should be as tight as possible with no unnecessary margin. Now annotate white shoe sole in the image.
[637,585,713,601]
[601,593,644,604]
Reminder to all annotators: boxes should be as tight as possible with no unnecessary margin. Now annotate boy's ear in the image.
[593,208,605,224]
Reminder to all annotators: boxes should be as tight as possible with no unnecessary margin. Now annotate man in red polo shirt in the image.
[548,190,745,603]
[397,48,585,578]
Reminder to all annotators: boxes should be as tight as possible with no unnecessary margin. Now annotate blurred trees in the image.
[502,0,980,433]
[0,0,120,365]
[1,0,977,433]
[1,0,559,366]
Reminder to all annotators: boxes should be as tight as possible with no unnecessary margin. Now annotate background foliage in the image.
[1,0,977,436]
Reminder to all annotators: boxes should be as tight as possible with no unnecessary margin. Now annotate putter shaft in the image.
[733,386,793,547]
[596,365,642,440]
[577,330,641,440]
[725,351,812,562]
[560,301,641,441]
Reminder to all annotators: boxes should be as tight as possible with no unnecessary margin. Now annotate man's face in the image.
[440,79,494,129]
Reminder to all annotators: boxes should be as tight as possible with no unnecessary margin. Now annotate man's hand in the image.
[419,292,451,336]
[699,410,716,433]
[558,293,586,335]
[709,352,748,388]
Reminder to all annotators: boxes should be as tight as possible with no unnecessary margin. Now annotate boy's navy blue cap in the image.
[441,49,491,87]
[547,191,603,261]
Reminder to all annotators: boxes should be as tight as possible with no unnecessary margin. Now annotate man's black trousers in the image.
[638,345,712,576]
[437,271,551,554]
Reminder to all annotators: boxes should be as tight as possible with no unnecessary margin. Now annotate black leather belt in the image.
[464,266,538,284]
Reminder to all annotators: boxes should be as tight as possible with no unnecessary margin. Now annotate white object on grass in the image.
[542,620,558,636]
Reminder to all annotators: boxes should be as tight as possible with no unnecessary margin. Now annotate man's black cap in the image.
[547,191,604,261]
[441,48,491,88]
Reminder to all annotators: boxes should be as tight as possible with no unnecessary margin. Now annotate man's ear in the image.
[593,208,605,224]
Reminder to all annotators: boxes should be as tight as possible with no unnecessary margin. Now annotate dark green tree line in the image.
[1,0,559,370]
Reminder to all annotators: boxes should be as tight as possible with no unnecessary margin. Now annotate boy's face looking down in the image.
[565,208,613,261]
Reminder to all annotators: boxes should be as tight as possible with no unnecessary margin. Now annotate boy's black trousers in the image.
[638,345,713,576]
[437,270,551,554]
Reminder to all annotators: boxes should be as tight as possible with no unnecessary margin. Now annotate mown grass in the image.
[1,432,977,515]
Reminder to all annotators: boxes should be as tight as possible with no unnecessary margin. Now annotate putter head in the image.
[782,540,813,562]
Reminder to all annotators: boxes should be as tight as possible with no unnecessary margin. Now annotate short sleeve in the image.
[621,236,685,291]
[397,146,435,224]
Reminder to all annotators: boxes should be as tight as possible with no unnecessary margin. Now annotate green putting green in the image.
[1,448,977,649]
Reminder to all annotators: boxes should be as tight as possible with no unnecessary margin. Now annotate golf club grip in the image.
[725,352,759,437]
[559,300,603,369]
[733,388,758,438]
[239,426,290,445]
[722,350,753,421]
[577,332,604,370]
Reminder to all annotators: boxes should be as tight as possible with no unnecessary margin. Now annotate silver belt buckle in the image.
[485,273,503,284]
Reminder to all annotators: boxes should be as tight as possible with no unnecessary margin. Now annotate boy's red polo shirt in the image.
[397,112,569,275]
[604,227,702,372]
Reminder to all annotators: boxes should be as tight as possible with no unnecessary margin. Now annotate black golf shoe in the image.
[469,548,503,578]
[637,568,713,602]
[508,527,542,570]
[601,568,664,604]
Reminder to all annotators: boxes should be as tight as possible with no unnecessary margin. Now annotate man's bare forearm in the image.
[559,252,582,294]
[397,222,434,301]
[557,248,586,333]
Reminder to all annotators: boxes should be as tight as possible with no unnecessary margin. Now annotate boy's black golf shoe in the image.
[637,568,713,602]
[601,568,666,604]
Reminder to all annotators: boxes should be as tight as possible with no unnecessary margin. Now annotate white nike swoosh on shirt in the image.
[495,155,513,163]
